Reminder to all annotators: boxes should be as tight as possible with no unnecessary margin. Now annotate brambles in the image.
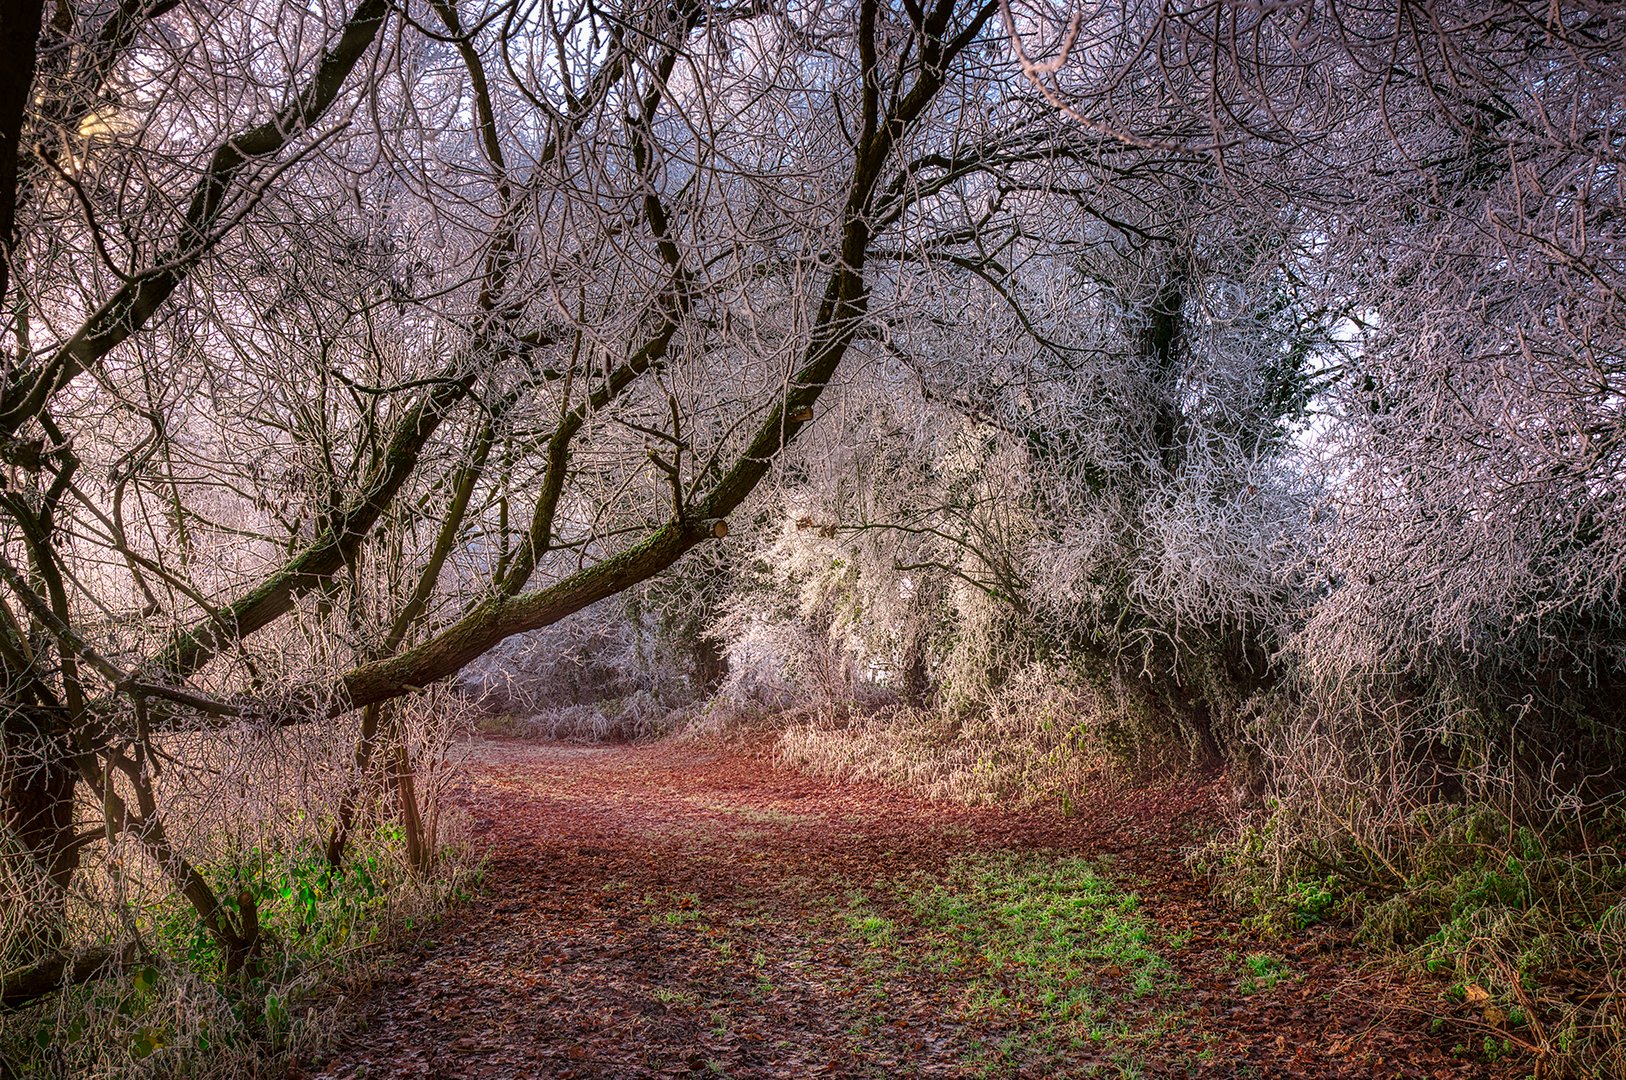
[1197,783,1626,1076]
[0,823,478,1077]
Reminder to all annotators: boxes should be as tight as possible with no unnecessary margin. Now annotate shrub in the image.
[0,825,479,1078]
[1197,778,1625,1077]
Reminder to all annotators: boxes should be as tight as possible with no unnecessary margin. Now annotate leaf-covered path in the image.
[306,739,1503,1079]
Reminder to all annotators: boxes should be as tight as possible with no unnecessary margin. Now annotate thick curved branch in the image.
[0,0,391,436]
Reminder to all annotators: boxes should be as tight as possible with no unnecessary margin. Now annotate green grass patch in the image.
[648,891,707,927]
[652,986,701,1009]
[903,852,1175,997]
[843,910,898,949]
[1236,952,1291,994]
[838,850,1183,1076]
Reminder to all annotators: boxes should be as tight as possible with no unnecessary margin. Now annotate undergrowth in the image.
[773,688,1625,1079]
[0,825,480,1078]
[774,666,1144,809]
[1197,795,1626,1078]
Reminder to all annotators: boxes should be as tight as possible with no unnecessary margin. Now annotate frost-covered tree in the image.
[0,0,1017,995]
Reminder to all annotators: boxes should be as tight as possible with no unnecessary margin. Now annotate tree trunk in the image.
[695,633,728,692]
[899,643,931,710]
[388,732,429,875]
[0,0,45,308]
[325,701,383,869]
[0,718,79,946]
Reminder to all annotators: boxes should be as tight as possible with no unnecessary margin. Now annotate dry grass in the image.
[771,664,1154,809]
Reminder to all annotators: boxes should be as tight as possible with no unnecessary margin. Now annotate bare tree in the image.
[0,0,1021,997]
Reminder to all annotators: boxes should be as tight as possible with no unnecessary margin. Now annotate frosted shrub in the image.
[459,599,700,741]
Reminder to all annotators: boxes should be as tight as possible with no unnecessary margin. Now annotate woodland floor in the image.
[303,738,1513,1080]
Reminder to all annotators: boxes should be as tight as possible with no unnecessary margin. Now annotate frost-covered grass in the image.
[772,664,1160,810]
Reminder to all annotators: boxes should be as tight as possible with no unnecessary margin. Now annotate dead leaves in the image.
[306,740,1514,1079]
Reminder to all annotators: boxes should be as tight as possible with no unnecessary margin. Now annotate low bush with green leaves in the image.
[1197,796,1625,1078]
[0,824,479,1078]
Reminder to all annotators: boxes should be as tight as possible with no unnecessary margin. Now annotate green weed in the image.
[650,892,707,927]
[1,825,474,1078]
[1236,952,1290,994]
[652,986,700,1008]
[838,850,1182,1075]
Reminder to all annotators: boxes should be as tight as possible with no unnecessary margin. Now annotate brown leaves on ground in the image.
[303,739,1508,1079]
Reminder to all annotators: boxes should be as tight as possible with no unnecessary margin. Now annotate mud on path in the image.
[306,739,1502,1079]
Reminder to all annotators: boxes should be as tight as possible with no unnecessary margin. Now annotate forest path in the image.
[306,738,1497,1080]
